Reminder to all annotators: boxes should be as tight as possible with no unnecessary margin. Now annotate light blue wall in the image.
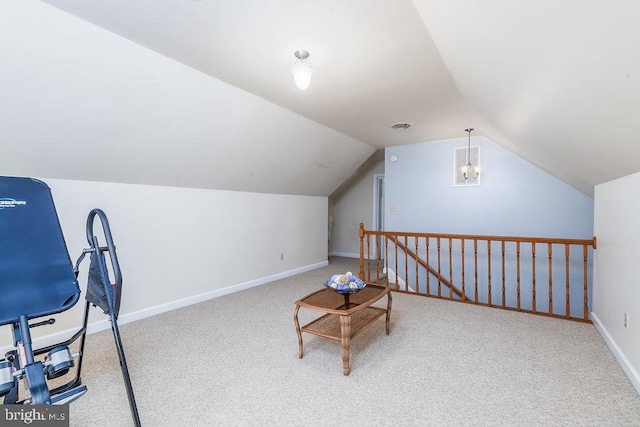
[384,136,593,238]
[382,136,594,317]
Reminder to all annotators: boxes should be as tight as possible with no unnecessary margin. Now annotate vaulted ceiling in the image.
[2,0,639,197]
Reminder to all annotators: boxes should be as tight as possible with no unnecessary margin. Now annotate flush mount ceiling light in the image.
[461,128,480,182]
[291,50,314,90]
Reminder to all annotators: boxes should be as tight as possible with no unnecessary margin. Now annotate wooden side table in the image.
[294,284,392,375]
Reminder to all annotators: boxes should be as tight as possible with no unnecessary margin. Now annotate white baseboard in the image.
[96,260,329,332]
[329,251,379,260]
[591,312,640,395]
[1,260,328,355]
[384,267,415,292]
[329,251,359,259]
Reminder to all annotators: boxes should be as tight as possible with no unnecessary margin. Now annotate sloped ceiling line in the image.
[7,0,640,197]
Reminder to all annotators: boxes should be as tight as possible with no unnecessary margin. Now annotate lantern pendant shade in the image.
[463,128,479,182]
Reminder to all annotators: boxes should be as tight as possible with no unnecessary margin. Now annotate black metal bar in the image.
[86,209,123,317]
[87,212,141,427]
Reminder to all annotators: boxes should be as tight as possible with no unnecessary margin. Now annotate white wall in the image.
[0,0,374,197]
[1,178,327,347]
[593,172,640,393]
[329,161,385,258]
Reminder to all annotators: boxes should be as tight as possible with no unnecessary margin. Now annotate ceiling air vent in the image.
[390,122,411,129]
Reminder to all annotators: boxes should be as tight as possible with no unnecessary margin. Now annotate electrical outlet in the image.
[624,312,629,329]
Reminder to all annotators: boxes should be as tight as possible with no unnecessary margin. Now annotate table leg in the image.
[386,291,393,335]
[294,305,303,358]
[340,315,351,376]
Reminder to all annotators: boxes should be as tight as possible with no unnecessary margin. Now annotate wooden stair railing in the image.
[358,224,597,322]
[387,235,465,300]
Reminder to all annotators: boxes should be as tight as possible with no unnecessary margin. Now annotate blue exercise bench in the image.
[0,176,140,426]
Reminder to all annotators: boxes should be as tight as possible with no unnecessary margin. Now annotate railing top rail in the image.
[358,224,596,248]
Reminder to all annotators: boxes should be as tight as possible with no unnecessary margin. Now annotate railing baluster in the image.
[366,234,371,282]
[437,237,442,298]
[376,235,382,285]
[474,239,478,304]
[565,244,570,318]
[487,240,492,306]
[394,234,399,291]
[583,245,589,321]
[414,236,419,294]
[548,243,553,316]
[501,241,506,308]
[385,236,389,288]
[532,242,536,314]
[426,237,431,297]
[404,235,409,292]
[516,241,521,310]
[461,239,466,300]
[356,226,595,323]
[448,238,453,300]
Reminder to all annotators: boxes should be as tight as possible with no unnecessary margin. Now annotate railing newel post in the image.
[358,223,365,281]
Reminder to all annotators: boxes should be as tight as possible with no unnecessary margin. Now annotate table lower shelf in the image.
[301,306,386,341]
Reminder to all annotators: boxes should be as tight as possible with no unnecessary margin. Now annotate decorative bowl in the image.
[324,271,366,295]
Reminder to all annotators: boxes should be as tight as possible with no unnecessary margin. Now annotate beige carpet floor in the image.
[61,257,640,426]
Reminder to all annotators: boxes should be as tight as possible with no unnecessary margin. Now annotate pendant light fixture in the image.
[461,128,480,181]
[291,50,314,90]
